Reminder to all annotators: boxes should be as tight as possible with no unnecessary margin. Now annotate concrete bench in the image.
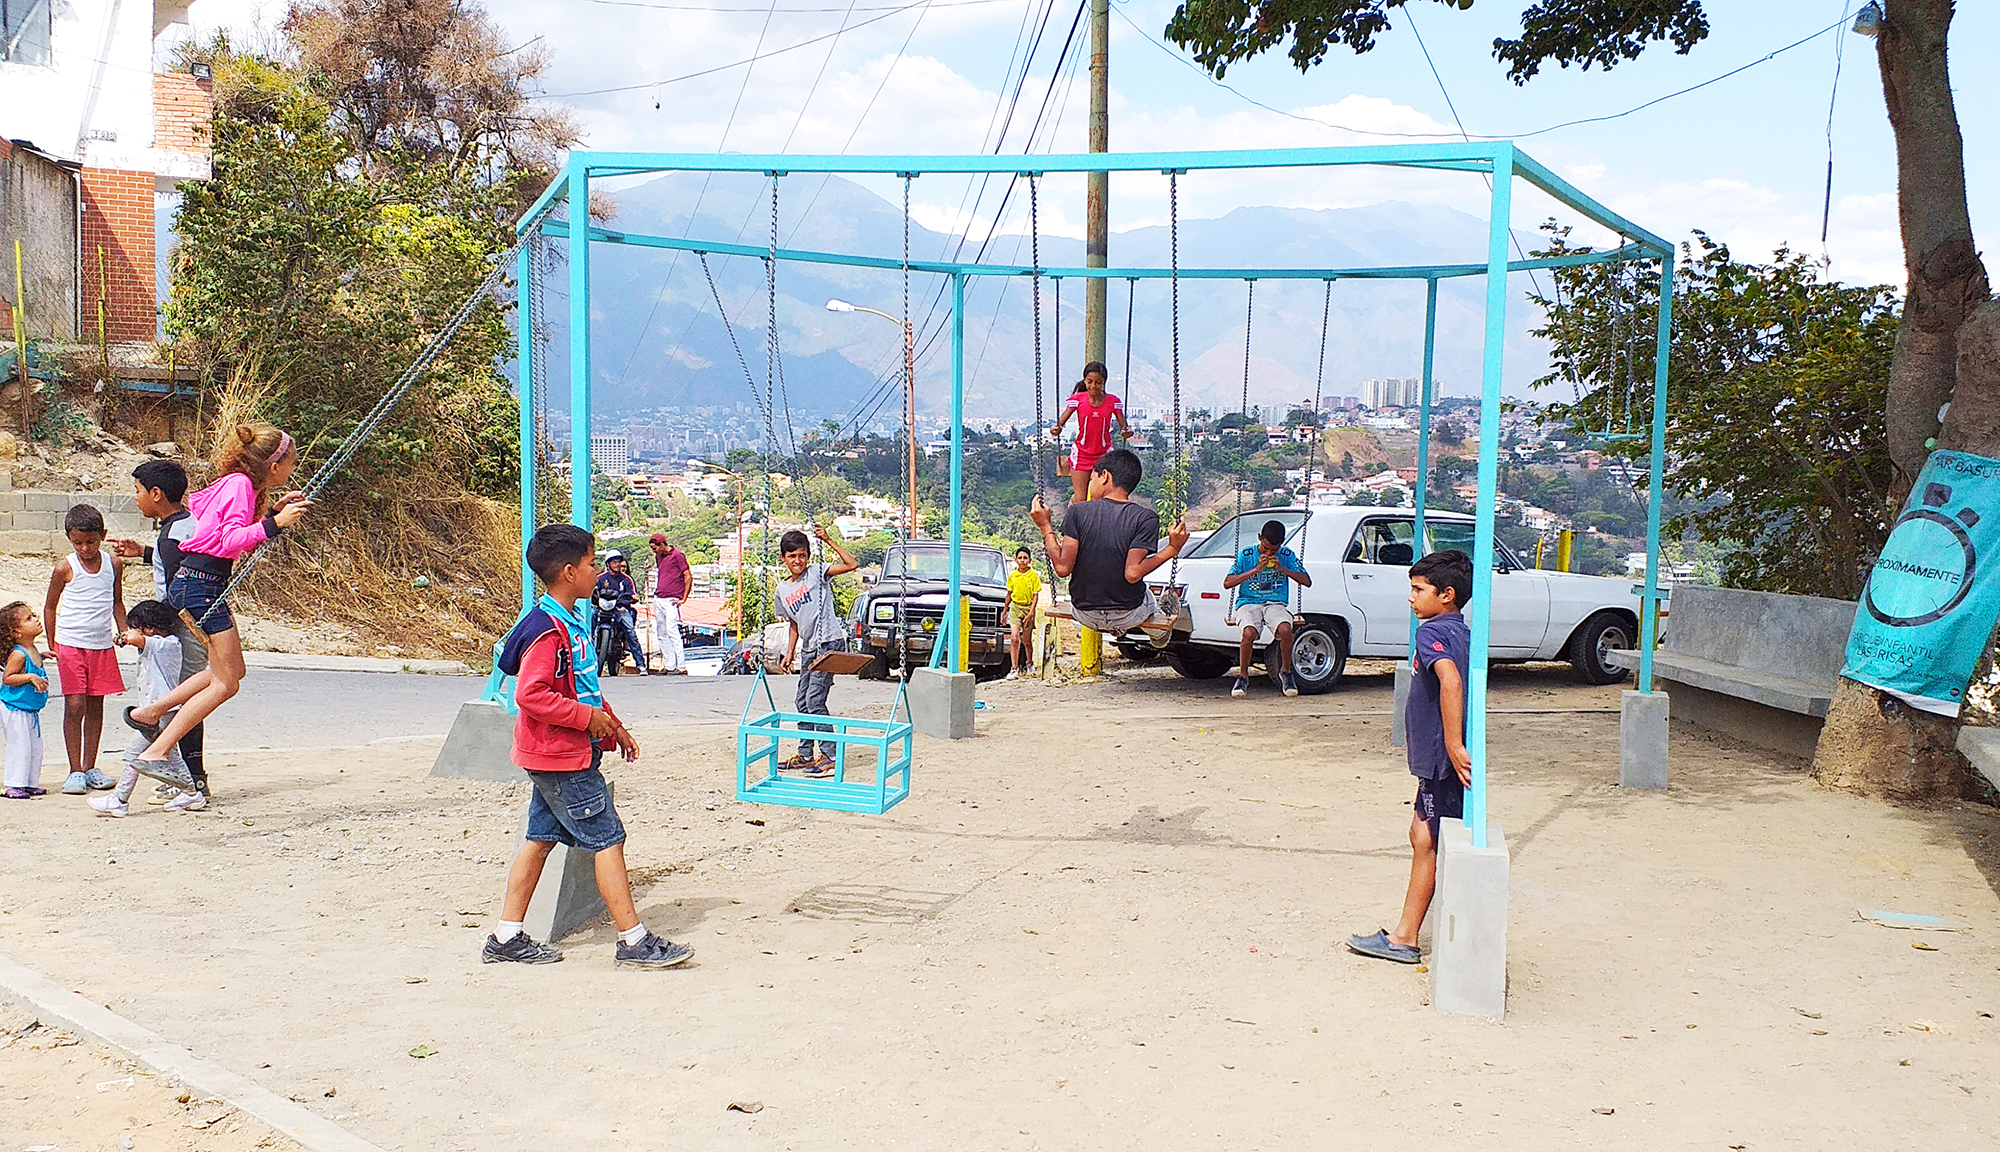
[1608,584,1856,758]
[1955,727,2000,795]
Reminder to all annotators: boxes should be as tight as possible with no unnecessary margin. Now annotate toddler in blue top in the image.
[1,601,51,799]
[1349,549,1473,965]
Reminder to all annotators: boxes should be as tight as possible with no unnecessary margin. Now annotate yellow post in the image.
[957,593,970,672]
[1556,528,1575,573]
[96,246,108,363]
[1534,535,1545,569]
[12,239,30,433]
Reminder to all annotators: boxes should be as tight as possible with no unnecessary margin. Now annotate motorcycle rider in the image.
[592,551,648,675]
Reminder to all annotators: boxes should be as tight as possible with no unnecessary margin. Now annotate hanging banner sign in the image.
[1842,450,2000,716]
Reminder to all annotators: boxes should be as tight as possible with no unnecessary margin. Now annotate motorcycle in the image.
[591,591,634,676]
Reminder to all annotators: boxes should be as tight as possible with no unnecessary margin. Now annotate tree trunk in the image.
[1876,0,1989,483]
[1811,0,1991,802]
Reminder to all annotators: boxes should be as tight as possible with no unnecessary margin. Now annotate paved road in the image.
[29,669,911,762]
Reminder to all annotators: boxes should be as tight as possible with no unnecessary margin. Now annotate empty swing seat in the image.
[735,665,913,814]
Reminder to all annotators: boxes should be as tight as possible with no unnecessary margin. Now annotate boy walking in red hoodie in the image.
[482,524,694,969]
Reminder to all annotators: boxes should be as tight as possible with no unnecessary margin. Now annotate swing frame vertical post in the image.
[1466,147,1514,850]
[517,238,537,610]
[1637,248,1676,693]
[566,165,593,529]
[946,271,967,673]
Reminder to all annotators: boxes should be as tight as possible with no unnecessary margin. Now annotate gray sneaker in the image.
[614,931,694,969]
[128,755,195,794]
[482,932,563,964]
[82,767,117,790]
[1230,676,1248,699]
[1281,672,1299,697]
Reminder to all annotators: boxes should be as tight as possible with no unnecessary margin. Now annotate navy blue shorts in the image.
[168,566,235,634]
[524,753,626,852]
[1414,772,1464,840]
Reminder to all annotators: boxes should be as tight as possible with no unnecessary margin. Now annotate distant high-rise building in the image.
[1360,378,1422,409]
[591,433,630,476]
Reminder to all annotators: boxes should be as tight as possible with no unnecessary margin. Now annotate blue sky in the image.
[187,0,1995,295]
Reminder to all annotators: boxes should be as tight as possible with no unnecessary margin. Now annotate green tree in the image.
[1159,0,1997,802]
[1533,231,1898,601]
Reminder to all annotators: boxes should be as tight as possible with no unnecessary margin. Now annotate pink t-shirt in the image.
[181,472,272,560]
[1065,391,1123,464]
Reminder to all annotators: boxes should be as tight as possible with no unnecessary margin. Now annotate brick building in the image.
[0,1,211,344]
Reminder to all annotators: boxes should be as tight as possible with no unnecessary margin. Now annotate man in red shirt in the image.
[1054,361,1130,504]
[648,533,693,674]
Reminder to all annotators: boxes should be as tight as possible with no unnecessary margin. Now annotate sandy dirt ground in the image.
[0,1004,297,1150]
[0,662,1996,1151]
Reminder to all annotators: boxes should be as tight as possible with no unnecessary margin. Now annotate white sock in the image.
[618,923,648,946]
[495,920,523,943]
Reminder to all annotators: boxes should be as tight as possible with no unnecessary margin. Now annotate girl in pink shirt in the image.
[1053,361,1130,504]
[126,422,312,802]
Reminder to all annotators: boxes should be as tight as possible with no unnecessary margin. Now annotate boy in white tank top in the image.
[43,504,127,794]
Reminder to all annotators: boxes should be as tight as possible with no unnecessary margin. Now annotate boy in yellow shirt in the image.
[1005,546,1041,679]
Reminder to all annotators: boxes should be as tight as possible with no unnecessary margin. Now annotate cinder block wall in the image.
[0,472,153,554]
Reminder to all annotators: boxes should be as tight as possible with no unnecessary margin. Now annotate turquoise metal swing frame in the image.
[511,143,1676,836]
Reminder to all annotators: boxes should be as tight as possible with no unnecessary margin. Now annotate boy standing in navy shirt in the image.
[1349,549,1473,965]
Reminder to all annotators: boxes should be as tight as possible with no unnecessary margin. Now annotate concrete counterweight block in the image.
[430,699,523,781]
[1391,662,1412,748]
[1620,689,1670,790]
[1432,818,1508,1019]
[519,781,613,943]
[908,666,975,739]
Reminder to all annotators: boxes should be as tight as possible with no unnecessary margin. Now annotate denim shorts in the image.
[524,754,626,851]
[168,566,235,634]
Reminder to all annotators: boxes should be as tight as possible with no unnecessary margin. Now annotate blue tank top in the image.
[1,645,48,712]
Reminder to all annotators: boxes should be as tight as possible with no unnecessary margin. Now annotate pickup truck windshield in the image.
[882,547,1008,585]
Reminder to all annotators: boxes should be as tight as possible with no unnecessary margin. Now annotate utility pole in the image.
[1084,0,1109,366]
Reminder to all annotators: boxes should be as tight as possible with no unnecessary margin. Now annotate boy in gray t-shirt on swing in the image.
[776,523,858,776]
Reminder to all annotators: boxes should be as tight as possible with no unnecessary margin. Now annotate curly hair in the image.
[0,601,35,647]
[213,421,296,514]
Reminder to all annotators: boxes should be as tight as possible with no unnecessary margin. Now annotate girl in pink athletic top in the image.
[127,422,312,797]
[1054,361,1130,504]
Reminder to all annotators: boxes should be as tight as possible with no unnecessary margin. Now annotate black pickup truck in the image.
[846,541,1014,681]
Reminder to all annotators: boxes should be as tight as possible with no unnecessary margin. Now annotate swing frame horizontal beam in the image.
[517,141,1678,851]
[538,221,1652,282]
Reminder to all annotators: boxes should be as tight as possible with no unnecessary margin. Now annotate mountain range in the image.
[538,171,1558,430]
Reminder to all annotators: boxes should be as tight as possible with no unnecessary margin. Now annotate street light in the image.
[826,298,918,541]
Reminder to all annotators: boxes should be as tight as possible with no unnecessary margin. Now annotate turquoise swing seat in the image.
[735,667,913,814]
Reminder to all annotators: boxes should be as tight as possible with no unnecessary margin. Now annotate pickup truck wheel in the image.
[1288,620,1347,694]
[1165,647,1233,680]
[1569,611,1634,686]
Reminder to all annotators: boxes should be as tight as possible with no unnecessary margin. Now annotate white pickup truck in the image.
[1133,506,1641,694]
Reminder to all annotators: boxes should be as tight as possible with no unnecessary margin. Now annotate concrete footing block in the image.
[430,699,523,782]
[1391,662,1411,748]
[519,781,612,942]
[1432,818,1508,1019]
[908,666,975,739]
[1619,689,1670,790]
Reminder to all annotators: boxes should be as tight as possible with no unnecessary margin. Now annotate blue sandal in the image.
[1347,929,1421,965]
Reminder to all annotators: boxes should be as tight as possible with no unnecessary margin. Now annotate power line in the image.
[544,3,926,97]
[1113,6,1852,142]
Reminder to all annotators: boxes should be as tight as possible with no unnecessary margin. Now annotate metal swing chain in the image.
[700,252,772,432]
[756,176,783,663]
[192,201,559,626]
[898,174,912,670]
[528,236,550,527]
[1029,175,1046,504]
[1166,172,1185,589]
[1121,277,1136,409]
[1227,280,1254,620]
[1298,278,1332,613]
